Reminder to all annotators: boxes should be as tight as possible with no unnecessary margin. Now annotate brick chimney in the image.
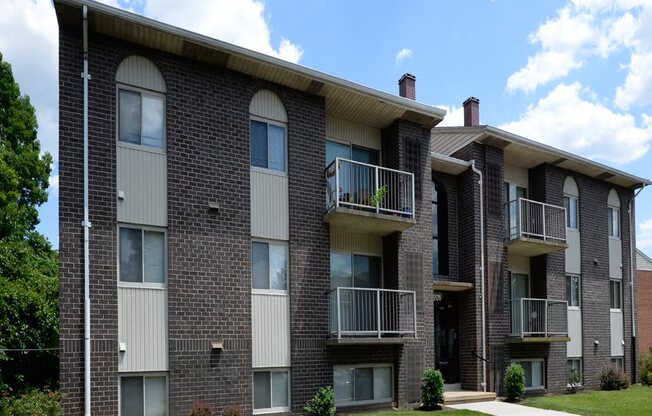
[463,97,480,126]
[398,73,416,100]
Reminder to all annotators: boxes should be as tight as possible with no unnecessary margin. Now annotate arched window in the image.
[563,177,579,229]
[250,90,287,173]
[116,56,166,149]
[608,189,621,239]
[432,180,449,275]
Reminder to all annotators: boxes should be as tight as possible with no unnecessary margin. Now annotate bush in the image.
[567,368,581,394]
[599,367,630,391]
[188,402,214,416]
[222,405,242,416]
[421,368,444,409]
[639,347,652,386]
[304,386,336,416]
[0,389,61,416]
[504,363,525,401]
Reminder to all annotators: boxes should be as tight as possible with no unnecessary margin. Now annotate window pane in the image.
[330,253,352,289]
[572,277,580,307]
[334,368,353,403]
[142,95,165,148]
[271,371,289,408]
[352,147,378,165]
[254,372,271,409]
[119,90,141,145]
[432,238,439,275]
[532,361,544,388]
[251,120,268,168]
[325,140,350,167]
[268,125,286,171]
[269,244,287,290]
[354,368,373,401]
[145,376,166,416]
[121,377,143,416]
[373,367,391,400]
[144,231,165,283]
[432,201,438,238]
[570,198,578,229]
[566,276,572,305]
[252,242,269,289]
[120,228,143,282]
[520,362,533,388]
[354,255,380,288]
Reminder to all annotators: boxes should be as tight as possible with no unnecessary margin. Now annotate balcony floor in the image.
[505,237,568,257]
[324,206,415,236]
[326,337,416,346]
[506,335,570,344]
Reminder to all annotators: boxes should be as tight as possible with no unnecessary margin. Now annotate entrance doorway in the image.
[435,292,460,384]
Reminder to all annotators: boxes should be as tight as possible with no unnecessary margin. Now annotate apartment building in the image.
[56,0,649,415]
[637,249,652,354]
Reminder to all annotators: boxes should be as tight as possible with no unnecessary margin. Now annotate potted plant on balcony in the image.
[370,184,388,210]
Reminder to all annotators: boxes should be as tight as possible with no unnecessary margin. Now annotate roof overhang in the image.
[431,152,471,175]
[432,126,650,190]
[54,0,446,129]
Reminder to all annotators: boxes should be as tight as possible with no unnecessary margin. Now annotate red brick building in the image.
[637,249,652,354]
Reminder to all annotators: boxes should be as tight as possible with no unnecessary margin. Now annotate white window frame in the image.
[252,368,291,414]
[252,239,289,295]
[608,207,620,239]
[567,358,582,387]
[116,84,167,153]
[329,250,384,289]
[566,275,581,309]
[117,225,167,289]
[512,359,546,391]
[118,373,169,416]
[564,195,579,230]
[610,279,623,310]
[250,115,288,176]
[332,363,394,407]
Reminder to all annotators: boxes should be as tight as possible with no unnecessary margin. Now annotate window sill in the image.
[251,166,287,177]
[118,282,167,290]
[253,407,290,415]
[335,398,392,408]
[117,141,166,155]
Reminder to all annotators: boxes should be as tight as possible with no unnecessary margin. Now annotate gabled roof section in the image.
[54,0,446,129]
[638,249,652,271]
[431,125,650,190]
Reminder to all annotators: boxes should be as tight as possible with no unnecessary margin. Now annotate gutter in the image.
[629,183,646,383]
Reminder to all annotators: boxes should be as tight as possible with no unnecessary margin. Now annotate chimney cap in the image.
[463,96,480,105]
[398,73,416,84]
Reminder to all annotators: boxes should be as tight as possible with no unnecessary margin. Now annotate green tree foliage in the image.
[0,52,58,394]
[421,368,445,409]
[505,363,525,401]
[304,386,336,416]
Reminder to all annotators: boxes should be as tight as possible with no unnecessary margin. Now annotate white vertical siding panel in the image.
[326,115,381,151]
[250,90,287,122]
[610,310,624,356]
[117,146,167,226]
[567,309,582,357]
[251,171,289,240]
[565,230,581,275]
[252,293,290,368]
[330,231,382,256]
[504,164,529,189]
[118,287,168,372]
[507,254,530,273]
[637,250,652,270]
[609,238,623,279]
[116,56,166,92]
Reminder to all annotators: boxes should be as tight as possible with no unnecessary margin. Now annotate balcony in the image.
[508,298,569,343]
[325,158,415,236]
[328,287,417,345]
[505,198,568,256]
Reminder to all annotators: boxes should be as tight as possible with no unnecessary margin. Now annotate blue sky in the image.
[2,0,651,255]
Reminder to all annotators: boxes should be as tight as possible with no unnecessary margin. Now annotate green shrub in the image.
[421,368,444,409]
[188,402,213,416]
[222,405,241,416]
[504,363,525,400]
[304,386,336,416]
[639,348,652,386]
[599,367,630,390]
[0,389,61,416]
[567,368,581,394]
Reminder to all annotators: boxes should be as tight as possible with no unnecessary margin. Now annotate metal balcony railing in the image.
[506,198,566,243]
[325,158,415,219]
[330,287,417,339]
[509,298,568,338]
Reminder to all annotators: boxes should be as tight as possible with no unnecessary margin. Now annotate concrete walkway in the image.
[448,400,578,416]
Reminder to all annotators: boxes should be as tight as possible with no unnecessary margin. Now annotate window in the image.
[611,356,624,371]
[252,241,288,291]
[608,207,620,238]
[564,196,579,229]
[333,365,392,406]
[251,120,286,172]
[330,252,381,289]
[119,227,166,284]
[118,89,165,149]
[432,181,449,275]
[120,375,167,416]
[513,360,545,390]
[506,183,527,238]
[567,359,582,385]
[253,370,289,413]
[610,279,622,309]
[566,275,581,307]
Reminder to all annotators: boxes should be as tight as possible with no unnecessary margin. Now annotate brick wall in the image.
[638,270,652,353]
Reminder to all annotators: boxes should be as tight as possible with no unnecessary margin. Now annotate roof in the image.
[53,0,446,129]
[638,249,652,271]
[431,126,650,189]
[431,152,472,175]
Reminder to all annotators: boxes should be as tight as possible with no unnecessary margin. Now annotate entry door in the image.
[435,293,460,384]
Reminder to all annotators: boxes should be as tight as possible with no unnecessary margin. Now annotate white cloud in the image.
[507,51,582,93]
[435,105,464,127]
[395,48,413,65]
[48,175,59,195]
[638,218,652,252]
[499,83,652,164]
[615,50,652,110]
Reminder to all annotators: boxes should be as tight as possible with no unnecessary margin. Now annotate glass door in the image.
[510,272,530,334]
[506,183,527,238]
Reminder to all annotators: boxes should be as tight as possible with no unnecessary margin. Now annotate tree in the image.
[0,51,58,394]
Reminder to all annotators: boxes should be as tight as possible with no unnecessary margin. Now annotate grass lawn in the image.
[522,385,652,416]
[354,410,488,416]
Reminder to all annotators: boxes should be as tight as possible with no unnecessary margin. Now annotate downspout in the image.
[629,183,646,383]
[470,161,487,393]
[82,5,92,416]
